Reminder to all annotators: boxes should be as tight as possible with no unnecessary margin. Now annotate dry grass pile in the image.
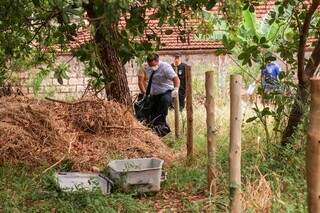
[242,175,273,212]
[0,96,173,170]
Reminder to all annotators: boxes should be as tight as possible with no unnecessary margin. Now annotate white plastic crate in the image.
[107,158,164,192]
[56,172,113,194]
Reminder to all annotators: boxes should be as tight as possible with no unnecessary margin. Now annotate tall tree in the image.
[0,0,216,105]
[200,0,320,144]
[281,0,320,145]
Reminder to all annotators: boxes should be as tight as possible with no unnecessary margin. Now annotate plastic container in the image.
[56,172,113,194]
[247,82,256,95]
[107,158,164,192]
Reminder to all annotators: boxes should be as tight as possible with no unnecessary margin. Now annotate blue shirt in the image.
[261,63,281,80]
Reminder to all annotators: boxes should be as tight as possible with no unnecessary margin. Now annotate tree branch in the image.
[297,0,320,86]
[25,11,59,46]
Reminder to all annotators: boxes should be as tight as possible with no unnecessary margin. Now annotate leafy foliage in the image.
[32,63,70,94]
[0,0,216,90]
[199,0,320,142]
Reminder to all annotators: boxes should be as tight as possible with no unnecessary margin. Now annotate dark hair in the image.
[174,52,181,58]
[147,53,159,63]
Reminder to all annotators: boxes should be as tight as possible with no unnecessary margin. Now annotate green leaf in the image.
[243,3,250,10]
[215,49,227,55]
[238,52,247,60]
[228,40,236,49]
[266,56,277,62]
[267,22,280,41]
[261,107,272,116]
[249,5,255,13]
[32,67,51,94]
[57,76,63,85]
[253,36,259,43]
[242,9,257,36]
[205,0,217,10]
[278,5,284,15]
[89,72,100,79]
[32,0,40,7]
[260,37,267,44]
[246,116,257,123]
[222,35,230,48]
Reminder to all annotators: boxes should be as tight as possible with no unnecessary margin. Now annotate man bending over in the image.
[138,53,180,136]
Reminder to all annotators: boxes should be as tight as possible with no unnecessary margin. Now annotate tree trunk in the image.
[281,38,320,145]
[95,37,132,106]
[281,1,320,145]
[306,78,320,212]
[84,2,131,106]
[281,86,308,146]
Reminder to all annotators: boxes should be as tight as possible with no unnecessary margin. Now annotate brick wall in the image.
[16,51,234,100]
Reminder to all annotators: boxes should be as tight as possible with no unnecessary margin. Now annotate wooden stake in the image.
[174,96,180,139]
[186,65,193,159]
[205,71,216,195]
[229,74,242,213]
[307,78,320,212]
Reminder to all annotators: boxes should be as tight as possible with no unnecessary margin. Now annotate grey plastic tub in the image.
[107,158,164,192]
[56,172,113,194]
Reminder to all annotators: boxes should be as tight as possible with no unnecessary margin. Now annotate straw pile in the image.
[242,175,273,212]
[0,96,173,170]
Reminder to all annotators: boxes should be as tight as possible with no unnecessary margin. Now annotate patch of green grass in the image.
[0,165,153,213]
[165,102,307,212]
[0,102,309,212]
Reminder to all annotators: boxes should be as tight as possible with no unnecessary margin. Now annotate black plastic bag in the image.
[134,94,152,122]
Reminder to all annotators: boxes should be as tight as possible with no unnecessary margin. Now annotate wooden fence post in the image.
[186,65,193,159]
[174,96,180,139]
[205,71,216,195]
[307,78,320,212]
[229,74,242,213]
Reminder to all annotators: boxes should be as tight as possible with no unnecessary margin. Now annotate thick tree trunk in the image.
[96,38,132,106]
[282,38,320,145]
[84,2,131,106]
[281,1,320,145]
[281,86,309,145]
[306,78,320,212]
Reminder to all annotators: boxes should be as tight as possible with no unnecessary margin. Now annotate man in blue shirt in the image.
[257,62,282,93]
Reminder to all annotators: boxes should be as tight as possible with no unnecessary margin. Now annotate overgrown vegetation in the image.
[0,0,314,212]
[199,0,320,145]
[0,99,307,212]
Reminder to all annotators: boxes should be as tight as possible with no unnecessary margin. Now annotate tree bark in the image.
[84,2,131,106]
[306,78,320,212]
[281,0,320,145]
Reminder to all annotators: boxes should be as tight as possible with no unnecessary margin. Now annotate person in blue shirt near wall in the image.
[256,62,282,94]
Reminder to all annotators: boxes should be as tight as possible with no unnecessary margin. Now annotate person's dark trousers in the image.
[179,89,186,111]
[150,90,172,126]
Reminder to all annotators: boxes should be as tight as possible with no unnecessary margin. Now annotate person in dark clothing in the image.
[171,53,187,111]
